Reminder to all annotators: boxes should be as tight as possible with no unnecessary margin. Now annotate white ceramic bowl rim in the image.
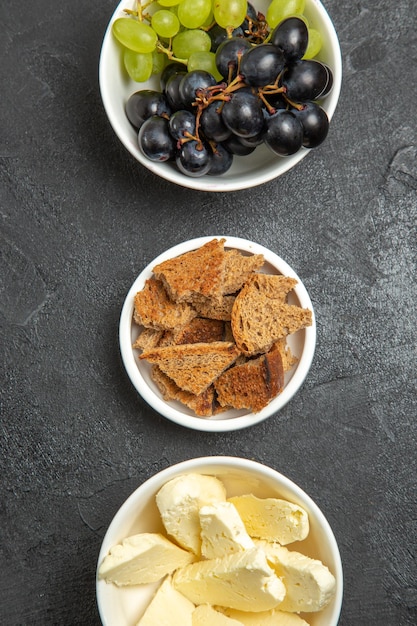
[99,0,342,192]
[96,456,343,626]
[119,236,316,432]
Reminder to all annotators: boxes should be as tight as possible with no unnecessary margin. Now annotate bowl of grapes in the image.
[99,0,342,192]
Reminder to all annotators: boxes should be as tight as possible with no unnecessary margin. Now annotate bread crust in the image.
[140,341,240,396]
[214,344,284,412]
[151,366,227,417]
[134,278,197,330]
[231,274,312,355]
[153,238,226,304]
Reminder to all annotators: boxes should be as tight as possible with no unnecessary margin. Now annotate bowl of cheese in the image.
[96,456,343,625]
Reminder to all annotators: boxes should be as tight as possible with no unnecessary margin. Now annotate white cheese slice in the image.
[256,540,336,612]
[228,494,309,545]
[199,501,254,559]
[137,576,195,626]
[97,532,195,586]
[222,608,310,625]
[156,473,227,555]
[192,604,243,625]
[173,547,286,612]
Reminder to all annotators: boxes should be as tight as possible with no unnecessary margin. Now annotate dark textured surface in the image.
[1,0,416,624]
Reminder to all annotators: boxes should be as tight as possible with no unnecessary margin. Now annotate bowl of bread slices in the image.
[119,236,316,431]
[96,456,343,626]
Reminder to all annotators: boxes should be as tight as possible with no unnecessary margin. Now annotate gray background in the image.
[1,0,416,624]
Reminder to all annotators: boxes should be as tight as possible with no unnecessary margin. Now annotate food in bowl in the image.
[119,236,316,431]
[132,238,312,417]
[98,468,338,625]
[99,0,341,191]
[111,0,336,178]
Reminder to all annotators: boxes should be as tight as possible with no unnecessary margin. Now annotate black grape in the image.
[164,72,187,110]
[293,102,329,148]
[271,17,309,61]
[175,140,213,177]
[215,37,252,80]
[200,101,231,142]
[240,44,286,86]
[263,110,303,156]
[209,23,243,52]
[283,59,330,101]
[179,70,217,109]
[160,62,187,91]
[221,90,264,138]
[169,110,196,141]
[207,143,234,175]
[222,134,256,156]
[126,90,171,130]
[138,116,176,162]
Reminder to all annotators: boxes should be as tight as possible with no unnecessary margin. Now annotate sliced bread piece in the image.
[222,249,265,295]
[160,317,231,346]
[193,294,236,321]
[134,278,197,330]
[241,273,298,300]
[231,274,312,355]
[151,366,227,417]
[153,238,226,304]
[133,328,165,351]
[214,344,284,412]
[275,337,298,372]
[140,341,240,395]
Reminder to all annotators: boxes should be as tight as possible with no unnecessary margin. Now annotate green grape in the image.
[303,28,322,59]
[152,48,168,75]
[123,48,153,82]
[151,9,180,38]
[112,18,158,53]
[187,51,223,80]
[178,0,212,29]
[158,0,183,6]
[213,0,247,30]
[202,10,214,28]
[172,29,212,58]
[266,0,306,29]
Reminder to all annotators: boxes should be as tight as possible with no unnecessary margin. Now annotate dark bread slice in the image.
[133,328,165,351]
[140,341,240,395]
[153,238,226,304]
[159,318,232,347]
[231,274,312,355]
[222,249,265,295]
[134,278,197,330]
[151,366,227,417]
[275,337,298,372]
[214,344,284,412]
[193,295,236,321]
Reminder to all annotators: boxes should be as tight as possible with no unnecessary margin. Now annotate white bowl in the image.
[96,456,343,626]
[119,236,316,432]
[99,0,342,192]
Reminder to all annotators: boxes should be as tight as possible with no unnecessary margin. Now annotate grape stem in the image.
[156,41,187,66]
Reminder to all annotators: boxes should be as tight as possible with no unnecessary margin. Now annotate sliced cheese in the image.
[192,604,243,626]
[199,501,254,559]
[222,608,310,625]
[97,532,195,586]
[173,547,286,612]
[156,473,227,555]
[137,576,195,626]
[228,494,309,545]
[257,540,336,613]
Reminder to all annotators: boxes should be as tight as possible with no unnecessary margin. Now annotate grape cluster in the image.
[116,0,334,177]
